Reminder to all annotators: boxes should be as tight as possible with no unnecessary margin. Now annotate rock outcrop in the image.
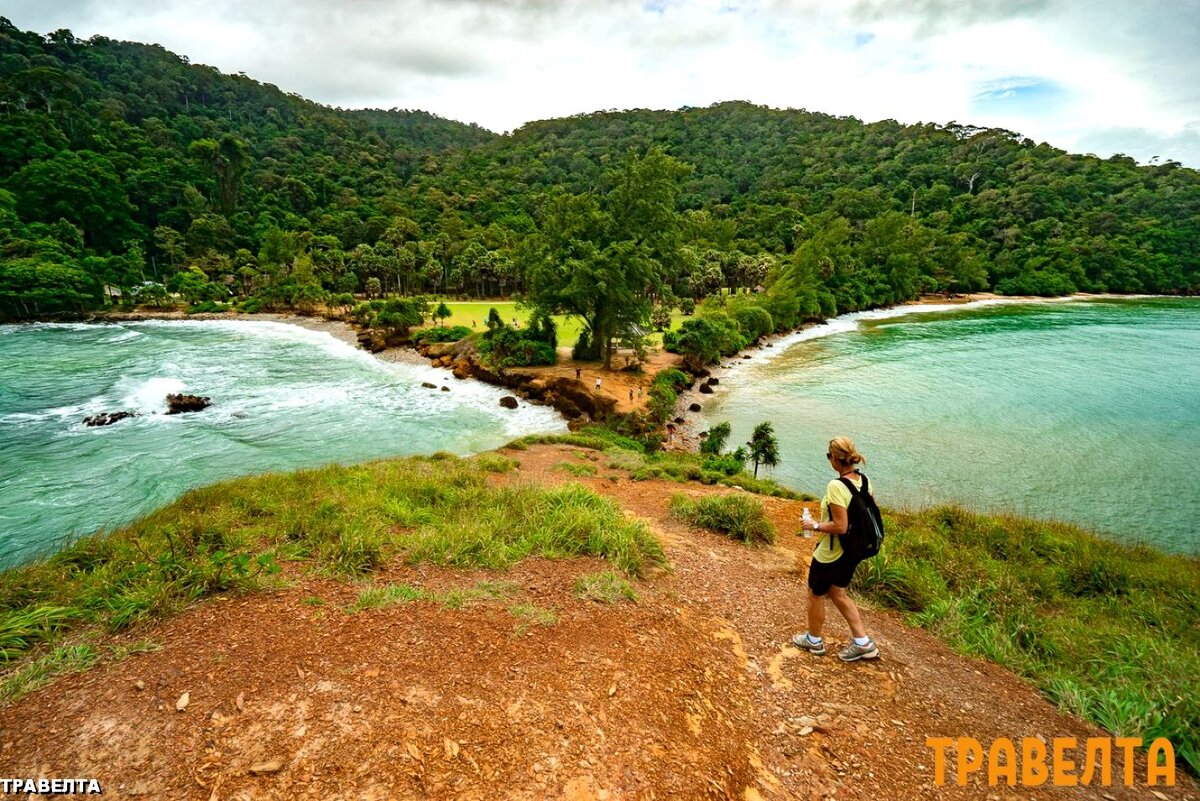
[83,411,138,427]
[165,394,211,414]
[499,396,519,409]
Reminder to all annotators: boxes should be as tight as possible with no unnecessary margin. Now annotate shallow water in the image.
[697,298,1200,554]
[0,320,566,568]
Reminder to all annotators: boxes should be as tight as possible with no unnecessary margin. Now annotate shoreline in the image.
[666,291,1148,452]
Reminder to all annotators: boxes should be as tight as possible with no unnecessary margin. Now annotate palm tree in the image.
[747,422,780,478]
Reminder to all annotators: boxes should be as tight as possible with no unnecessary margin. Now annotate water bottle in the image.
[801,508,814,538]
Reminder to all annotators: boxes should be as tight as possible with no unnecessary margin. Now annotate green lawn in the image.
[421,300,686,347]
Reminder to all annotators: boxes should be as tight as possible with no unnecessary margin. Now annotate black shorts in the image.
[807,555,861,596]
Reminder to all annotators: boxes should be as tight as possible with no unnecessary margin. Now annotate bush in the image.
[413,326,472,344]
[478,321,557,368]
[669,493,776,545]
[730,304,774,342]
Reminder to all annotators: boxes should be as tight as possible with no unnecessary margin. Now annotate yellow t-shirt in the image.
[812,475,872,563]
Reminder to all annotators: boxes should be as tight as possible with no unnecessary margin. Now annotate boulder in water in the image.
[707,377,720,386]
[440,386,450,392]
[499,395,519,409]
[698,383,714,394]
[688,403,702,412]
[83,411,137,427]
[421,382,437,389]
[166,394,211,415]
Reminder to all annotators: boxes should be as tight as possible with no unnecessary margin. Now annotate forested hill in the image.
[1,19,1198,323]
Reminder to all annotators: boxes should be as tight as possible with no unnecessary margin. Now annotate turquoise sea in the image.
[697,297,1200,555]
[0,320,566,568]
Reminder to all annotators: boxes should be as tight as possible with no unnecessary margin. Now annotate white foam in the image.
[120,377,187,414]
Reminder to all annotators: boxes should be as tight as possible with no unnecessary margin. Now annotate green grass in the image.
[573,571,638,604]
[553,461,598,477]
[473,453,519,473]
[854,505,1200,775]
[348,583,425,612]
[0,643,99,703]
[509,601,558,634]
[0,454,666,679]
[347,580,522,613]
[416,300,686,349]
[668,493,776,545]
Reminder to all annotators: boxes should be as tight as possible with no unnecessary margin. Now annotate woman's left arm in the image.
[800,503,849,535]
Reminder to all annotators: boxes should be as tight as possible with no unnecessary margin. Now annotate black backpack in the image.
[838,474,884,561]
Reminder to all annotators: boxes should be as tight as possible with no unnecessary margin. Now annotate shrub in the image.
[478,325,557,368]
[669,493,776,545]
[413,326,472,344]
[730,304,774,341]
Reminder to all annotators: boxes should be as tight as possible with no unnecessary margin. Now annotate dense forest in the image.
[2,18,1198,333]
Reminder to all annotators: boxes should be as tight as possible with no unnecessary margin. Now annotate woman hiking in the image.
[792,436,880,662]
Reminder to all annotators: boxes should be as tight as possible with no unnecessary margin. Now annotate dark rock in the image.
[499,395,519,409]
[440,386,450,392]
[698,383,714,394]
[673,417,685,424]
[707,377,720,386]
[421,382,437,389]
[742,354,752,360]
[688,403,702,412]
[766,343,774,348]
[691,368,711,379]
[83,411,137,427]
[165,394,211,414]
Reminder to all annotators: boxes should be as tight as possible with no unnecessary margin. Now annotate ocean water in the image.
[0,320,566,568]
[696,297,1200,554]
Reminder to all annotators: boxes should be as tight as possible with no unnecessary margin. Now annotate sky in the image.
[6,0,1200,167]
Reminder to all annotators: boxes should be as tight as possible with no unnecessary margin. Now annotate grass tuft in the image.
[573,571,637,604]
[669,493,776,545]
[553,461,598,477]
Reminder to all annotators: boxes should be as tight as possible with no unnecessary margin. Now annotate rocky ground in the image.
[1,444,1193,800]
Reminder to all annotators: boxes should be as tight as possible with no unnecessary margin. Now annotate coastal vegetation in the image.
[858,505,1200,773]
[0,452,666,693]
[3,18,1198,337]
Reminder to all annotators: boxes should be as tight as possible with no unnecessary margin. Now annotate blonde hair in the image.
[828,436,866,467]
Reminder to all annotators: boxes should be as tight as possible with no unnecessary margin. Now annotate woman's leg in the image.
[807,588,826,638]
[827,585,867,639]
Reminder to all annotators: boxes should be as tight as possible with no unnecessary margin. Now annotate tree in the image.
[667,316,745,372]
[365,277,382,299]
[700,422,732,456]
[650,303,673,332]
[525,148,691,368]
[433,301,451,326]
[747,422,780,478]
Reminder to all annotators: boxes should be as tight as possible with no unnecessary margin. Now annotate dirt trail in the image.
[0,444,1193,800]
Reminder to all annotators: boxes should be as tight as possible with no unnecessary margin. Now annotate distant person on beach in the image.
[594,377,602,392]
[576,367,581,380]
[792,436,880,662]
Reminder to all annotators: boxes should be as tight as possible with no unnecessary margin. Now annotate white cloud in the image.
[4,0,1198,165]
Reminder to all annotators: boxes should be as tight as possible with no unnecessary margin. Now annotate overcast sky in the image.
[7,0,1200,166]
